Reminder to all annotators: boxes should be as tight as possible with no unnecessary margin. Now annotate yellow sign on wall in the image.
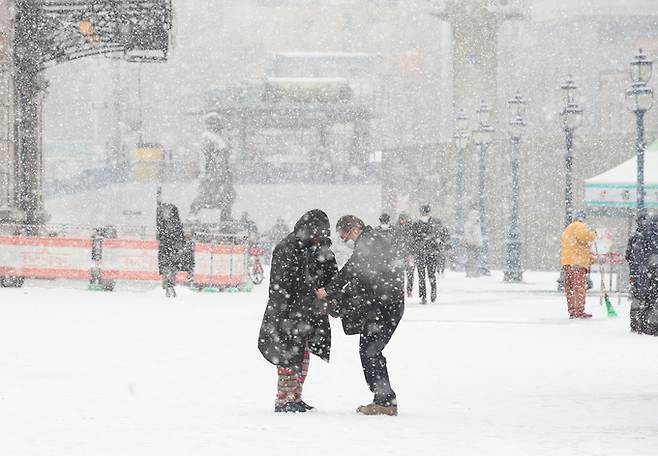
[135,146,163,162]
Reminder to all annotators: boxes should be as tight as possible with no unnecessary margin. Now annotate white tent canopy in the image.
[585,140,658,210]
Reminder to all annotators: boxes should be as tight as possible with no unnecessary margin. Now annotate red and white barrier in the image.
[193,244,247,286]
[0,236,91,280]
[0,235,248,287]
[102,239,161,281]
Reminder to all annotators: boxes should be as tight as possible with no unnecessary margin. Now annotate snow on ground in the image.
[1,271,657,456]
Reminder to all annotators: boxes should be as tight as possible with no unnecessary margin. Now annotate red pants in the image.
[275,351,310,406]
[563,265,587,316]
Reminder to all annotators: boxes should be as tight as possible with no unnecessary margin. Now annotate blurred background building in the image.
[34,0,658,268]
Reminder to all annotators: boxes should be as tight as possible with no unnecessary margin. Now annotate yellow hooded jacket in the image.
[560,220,597,269]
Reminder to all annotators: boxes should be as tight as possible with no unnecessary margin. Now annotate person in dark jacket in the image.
[393,213,414,298]
[375,213,394,241]
[628,214,658,335]
[626,214,648,332]
[316,215,404,416]
[258,209,337,413]
[156,203,184,297]
[409,205,447,304]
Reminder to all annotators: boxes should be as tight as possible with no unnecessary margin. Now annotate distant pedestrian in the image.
[156,203,184,298]
[393,213,414,298]
[316,215,403,416]
[375,213,394,241]
[560,211,597,319]
[257,209,337,413]
[240,211,259,246]
[409,205,447,304]
[463,208,483,278]
[627,214,658,335]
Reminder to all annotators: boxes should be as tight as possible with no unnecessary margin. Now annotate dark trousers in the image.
[415,256,437,301]
[359,305,403,406]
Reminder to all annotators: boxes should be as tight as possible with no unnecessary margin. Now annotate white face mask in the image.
[343,238,356,250]
[420,216,430,223]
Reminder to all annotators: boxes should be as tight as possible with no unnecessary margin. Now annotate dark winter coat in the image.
[325,226,404,335]
[409,217,450,261]
[392,222,413,260]
[180,239,195,274]
[628,216,658,300]
[257,210,337,371]
[156,203,185,275]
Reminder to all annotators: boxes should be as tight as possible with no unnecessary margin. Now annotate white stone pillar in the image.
[0,0,22,221]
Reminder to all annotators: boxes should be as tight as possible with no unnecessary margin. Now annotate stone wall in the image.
[0,0,17,220]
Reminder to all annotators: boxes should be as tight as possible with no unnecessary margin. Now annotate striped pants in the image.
[275,351,310,407]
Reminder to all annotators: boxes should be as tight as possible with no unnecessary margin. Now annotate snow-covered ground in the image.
[1,271,657,456]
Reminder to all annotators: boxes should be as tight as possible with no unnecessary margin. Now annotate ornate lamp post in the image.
[626,49,654,220]
[556,77,583,290]
[453,110,469,270]
[559,76,583,227]
[504,92,526,282]
[472,101,495,276]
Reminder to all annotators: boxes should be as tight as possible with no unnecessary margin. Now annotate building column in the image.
[14,0,48,227]
[0,0,23,223]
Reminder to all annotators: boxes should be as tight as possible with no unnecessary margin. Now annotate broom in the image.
[596,248,618,318]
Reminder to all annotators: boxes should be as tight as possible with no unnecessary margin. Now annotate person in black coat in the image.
[628,214,658,335]
[316,214,404,416]
[409,204,448,304]
[156,203,184,297]
[258,209,337,413]
[393,213,414,298]
[626,214,648,332]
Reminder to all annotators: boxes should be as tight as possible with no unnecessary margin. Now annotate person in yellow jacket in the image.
[560,211,597,319]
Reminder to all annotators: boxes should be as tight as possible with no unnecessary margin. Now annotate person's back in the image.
[560,220,596,268]
[349,226,401,306]
[375,213,394,243]
[410,218,440,259]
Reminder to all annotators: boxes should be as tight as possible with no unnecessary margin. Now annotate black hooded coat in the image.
[257,210,337,371]
[628,215,658,300]
[156,203,184,275]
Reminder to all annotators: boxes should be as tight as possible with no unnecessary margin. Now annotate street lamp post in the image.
[556,77,583,291]
[626,49,654,220]
[559,77,583,227]
[473,101,495,276]
[504,92,526,282]
[453,110,469,271]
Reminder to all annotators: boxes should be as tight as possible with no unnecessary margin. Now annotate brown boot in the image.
[356,403,398,416]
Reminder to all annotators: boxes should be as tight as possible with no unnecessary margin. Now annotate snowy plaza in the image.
[3,1,658,454]
[1,271,657,456]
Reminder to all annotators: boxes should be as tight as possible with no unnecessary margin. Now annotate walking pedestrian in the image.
[560,210,597,319]
[375,213,394,241]
[463,207,483,278]
[257,209,337,413]
[409,205,445,304]
[156,203,184,298]
[393,213,414,298]
[316,215,404,416]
